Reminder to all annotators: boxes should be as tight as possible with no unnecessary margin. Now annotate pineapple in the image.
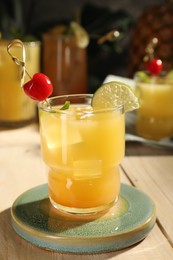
[128,1,173,77]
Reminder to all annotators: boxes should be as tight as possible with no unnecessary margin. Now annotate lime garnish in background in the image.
[70,21,89,48]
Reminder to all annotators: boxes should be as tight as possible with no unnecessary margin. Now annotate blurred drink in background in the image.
[0,40,40,128]
[135,72,173,140]
[42,29,87,96]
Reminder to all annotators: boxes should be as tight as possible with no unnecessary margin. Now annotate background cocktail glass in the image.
[135,72,173,140]
[38,94,125,214]
[42,33,87,96]
[0,40,40,127]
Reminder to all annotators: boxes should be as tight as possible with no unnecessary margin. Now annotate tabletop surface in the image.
[0,124,173,260]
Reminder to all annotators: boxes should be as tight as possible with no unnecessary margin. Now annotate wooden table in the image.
[1,124,173,260]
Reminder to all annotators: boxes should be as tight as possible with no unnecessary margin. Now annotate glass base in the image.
[136,115,173,140]
[49,196,118,215]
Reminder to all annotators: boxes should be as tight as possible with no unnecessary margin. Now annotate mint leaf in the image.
[60,101,70,110]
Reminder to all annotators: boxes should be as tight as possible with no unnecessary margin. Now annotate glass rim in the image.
[134,70,172,81]
[0,39,41,45]
[38,94,124,115]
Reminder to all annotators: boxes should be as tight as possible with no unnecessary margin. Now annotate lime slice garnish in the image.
[135,71,151,83]
[70,21,89,48]
[91,81,140,112]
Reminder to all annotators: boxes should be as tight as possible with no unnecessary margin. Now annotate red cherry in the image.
[146,59,163,75]
[23,73,53,101]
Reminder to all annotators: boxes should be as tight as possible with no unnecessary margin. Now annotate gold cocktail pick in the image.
[7,39,31,87]
[143,37,158,63]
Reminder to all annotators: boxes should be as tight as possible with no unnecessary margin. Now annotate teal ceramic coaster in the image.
[11,183,156,253]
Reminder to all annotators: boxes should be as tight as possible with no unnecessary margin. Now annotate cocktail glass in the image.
[0,40,40,127]
[135,72,173,140]
[38,94,125,214]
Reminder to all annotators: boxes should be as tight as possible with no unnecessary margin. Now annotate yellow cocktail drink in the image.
[39,94,125,214]
[135,73,173,140]
[0,40,40,127]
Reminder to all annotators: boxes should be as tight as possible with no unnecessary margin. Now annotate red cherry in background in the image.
[23,73,53,101]
[146,59,163,75]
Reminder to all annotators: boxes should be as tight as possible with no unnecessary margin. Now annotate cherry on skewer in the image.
[7,39,53,101]
[23,72,53,101]
[146,58,163,76]
[144,38,163,76]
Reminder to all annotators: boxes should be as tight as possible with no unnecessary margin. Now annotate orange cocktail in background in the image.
[135,73,173,140]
